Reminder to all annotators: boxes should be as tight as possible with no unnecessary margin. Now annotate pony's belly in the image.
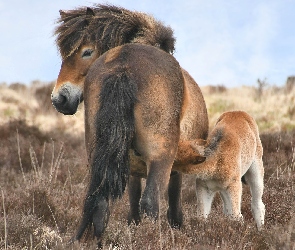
[129,151,147,178]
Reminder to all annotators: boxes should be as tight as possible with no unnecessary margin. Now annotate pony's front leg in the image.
[140,159,173,219]
[167,171,183,228]
[128,175,142,225]
[92,198,110,247]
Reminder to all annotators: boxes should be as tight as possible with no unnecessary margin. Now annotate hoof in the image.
[167,208,183,229]
[140,197,159,219]
[127,212,141,225]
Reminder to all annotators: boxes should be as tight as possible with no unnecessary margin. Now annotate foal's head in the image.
[51,4,175,115]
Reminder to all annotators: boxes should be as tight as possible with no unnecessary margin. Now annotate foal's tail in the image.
[76,70,137,240]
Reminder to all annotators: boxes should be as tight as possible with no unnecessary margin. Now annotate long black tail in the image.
[76,70,137,240]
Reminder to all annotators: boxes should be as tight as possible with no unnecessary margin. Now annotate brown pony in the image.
[51,5,208,245]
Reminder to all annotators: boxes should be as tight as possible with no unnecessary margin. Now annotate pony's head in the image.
[51,4,175,115]
[51,7,97,115]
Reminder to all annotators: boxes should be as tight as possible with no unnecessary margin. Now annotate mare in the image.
[51,5,208,245]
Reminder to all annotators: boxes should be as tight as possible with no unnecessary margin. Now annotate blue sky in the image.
[0,0,294,87]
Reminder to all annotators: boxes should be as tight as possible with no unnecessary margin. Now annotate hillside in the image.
[1,81,295,134]
[0,81,294,249]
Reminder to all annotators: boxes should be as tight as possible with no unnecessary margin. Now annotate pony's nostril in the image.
[59,94,68,106]
[52,93,68,107]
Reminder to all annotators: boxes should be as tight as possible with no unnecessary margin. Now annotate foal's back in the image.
[213,111,262,172]
[199,111,265,229]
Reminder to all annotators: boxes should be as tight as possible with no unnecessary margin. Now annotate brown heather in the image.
[0,80,295,249]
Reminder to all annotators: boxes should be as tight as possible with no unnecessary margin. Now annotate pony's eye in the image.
[82,49,93,58]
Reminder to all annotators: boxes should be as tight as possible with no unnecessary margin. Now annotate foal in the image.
[174,111,265,230]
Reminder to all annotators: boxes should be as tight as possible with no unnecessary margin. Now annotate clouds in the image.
[238,2,278,82]
[172,0,288,86]
[0,0,294,86]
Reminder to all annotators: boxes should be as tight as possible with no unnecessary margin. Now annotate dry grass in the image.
[202,83,295,132]
[0,81,295,249]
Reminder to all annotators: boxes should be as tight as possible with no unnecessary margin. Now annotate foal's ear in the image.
[194,139,207,146]
[191,139,207,156]
[194,155,206,164]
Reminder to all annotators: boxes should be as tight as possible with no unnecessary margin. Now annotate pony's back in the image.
[79,43,185,239]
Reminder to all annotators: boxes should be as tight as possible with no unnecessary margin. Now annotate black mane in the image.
[55,4,175,59]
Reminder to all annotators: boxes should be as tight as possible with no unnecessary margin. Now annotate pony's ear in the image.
[84,7,95,25]
[59,10,67,19]
[86,7,95,16]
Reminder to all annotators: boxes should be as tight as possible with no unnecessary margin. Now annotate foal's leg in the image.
[195,180,215,218]
[167,171,183,228]
[128,175,142,225]
[219,191,231,216]
[220,180,243,220]
[244,159,265,230]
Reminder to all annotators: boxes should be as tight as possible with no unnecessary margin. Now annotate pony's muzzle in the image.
[51,83,83,115]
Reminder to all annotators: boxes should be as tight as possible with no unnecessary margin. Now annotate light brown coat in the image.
[174,111,265,230]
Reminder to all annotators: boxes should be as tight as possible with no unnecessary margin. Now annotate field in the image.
[0,81,295,249]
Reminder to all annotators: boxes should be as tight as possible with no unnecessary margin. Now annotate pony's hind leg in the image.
[75,196,109,247]
[92,198,110,245]
[128,175,142,225]
[167,171,183,228]
[140,157,175,220]
[244,159,265,230]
